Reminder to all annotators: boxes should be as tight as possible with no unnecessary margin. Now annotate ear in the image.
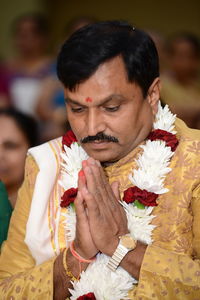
[147,77,160,115]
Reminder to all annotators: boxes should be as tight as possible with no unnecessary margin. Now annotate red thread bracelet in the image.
[70,241,96,263]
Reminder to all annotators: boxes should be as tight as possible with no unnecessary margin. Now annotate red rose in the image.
[77,292,96,300]
[123,186,158,206]
[60,188,78,207]
[148,129,179,152]
[62,130,77,148]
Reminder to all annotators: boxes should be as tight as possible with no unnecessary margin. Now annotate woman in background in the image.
[4,13,54,116]
[0,109,38,247]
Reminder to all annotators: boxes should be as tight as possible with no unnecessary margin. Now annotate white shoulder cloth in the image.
[25,139,61,265]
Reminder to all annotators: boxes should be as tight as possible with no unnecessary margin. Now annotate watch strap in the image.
[107,244,128,272]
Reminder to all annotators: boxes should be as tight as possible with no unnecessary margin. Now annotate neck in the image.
[101,160,118,167]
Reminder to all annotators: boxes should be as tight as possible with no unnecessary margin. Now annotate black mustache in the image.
[81,132,119,144]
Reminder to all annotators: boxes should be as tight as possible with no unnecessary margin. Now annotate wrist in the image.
[73,240,88,259]
[62,248,78,281]
[120,241,147,280]
[70,241,96,263]
[105,237,119,257]
[67,246,89,279]
[107,234,137,272]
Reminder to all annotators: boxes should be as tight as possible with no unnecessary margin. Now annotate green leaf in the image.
[70,202,75,211]
[134,200,145,209]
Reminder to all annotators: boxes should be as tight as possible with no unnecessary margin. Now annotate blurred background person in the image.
[0,62,11,109]
[0,109,38,247]
[0,108,39,207]
[0,181,11,249]
[3,13,54,117]
[161,32,200,129]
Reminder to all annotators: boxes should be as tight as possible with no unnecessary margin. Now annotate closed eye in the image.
[71,107,85,113]
[105,106,120,112]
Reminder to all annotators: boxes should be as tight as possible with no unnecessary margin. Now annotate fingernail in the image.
[88,157,95,165]
[96,160,101,166]
[85,166,91,174]
[82,160,88,168]
[78,170,85,177]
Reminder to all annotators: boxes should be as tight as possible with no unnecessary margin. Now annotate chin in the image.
[86,149,119,163]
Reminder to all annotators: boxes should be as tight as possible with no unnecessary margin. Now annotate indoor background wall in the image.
[0,0,200,59]
[0,0,46,59]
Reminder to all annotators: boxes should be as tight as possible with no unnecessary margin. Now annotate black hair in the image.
[0,108,39,147]
[166,32,200,58]
[57,20,159,97]
[12,12,49,37]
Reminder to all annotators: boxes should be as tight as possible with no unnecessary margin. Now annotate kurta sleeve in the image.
[0,155,56,299]
[132,184,200,300]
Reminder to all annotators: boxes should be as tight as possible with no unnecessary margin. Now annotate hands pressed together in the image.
[74,157,128,260]
[54,157,147,299]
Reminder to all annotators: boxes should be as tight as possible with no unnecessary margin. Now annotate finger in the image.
[97,163,119,207]
[81,186,100,218]
[96,163,127,228]
[83,162,128,244]
[111,181,120,201]
[87,158,127,235]
[78,169,86,192]
[110,181,127,225]
[87,158,109,203]
[74,191,88,223]
[88,159,124,226]
[83,159,102,200]
[74,191,98,258]
[87,158,119,211]
[86,159,118,222]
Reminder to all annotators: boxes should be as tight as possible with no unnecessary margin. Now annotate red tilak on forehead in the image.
[85,97,93,103]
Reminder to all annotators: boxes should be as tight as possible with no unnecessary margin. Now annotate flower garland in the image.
[59,102,178,300]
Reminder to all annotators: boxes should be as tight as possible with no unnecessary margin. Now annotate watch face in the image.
[120,234,136,249]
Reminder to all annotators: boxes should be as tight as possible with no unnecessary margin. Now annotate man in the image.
[0,21,199,300]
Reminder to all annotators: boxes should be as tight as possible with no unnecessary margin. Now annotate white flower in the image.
[59,143,88,190]
[69,254,137,300]
[154,102,176,134]
[62,206,76,243]
[129,140,173,194]
[121,202,156,244]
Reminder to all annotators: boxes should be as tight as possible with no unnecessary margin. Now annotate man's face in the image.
[64,56,159,163]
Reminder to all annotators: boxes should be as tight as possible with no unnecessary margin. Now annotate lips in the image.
[92,140,110,143]
[86,140,111,149]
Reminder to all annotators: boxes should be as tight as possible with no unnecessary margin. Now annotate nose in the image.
[87,109,106,136]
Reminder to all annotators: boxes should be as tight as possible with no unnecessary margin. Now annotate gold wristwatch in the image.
[107,233,137,272]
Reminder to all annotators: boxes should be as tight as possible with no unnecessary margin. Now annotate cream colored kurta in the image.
[0,119,200,299]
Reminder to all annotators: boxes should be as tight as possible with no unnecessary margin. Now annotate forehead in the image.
[0,117,23,141]
[64,56,141,105]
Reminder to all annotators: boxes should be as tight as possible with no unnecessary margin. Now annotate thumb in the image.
[111,181,120,201]
[74,191,87,222]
